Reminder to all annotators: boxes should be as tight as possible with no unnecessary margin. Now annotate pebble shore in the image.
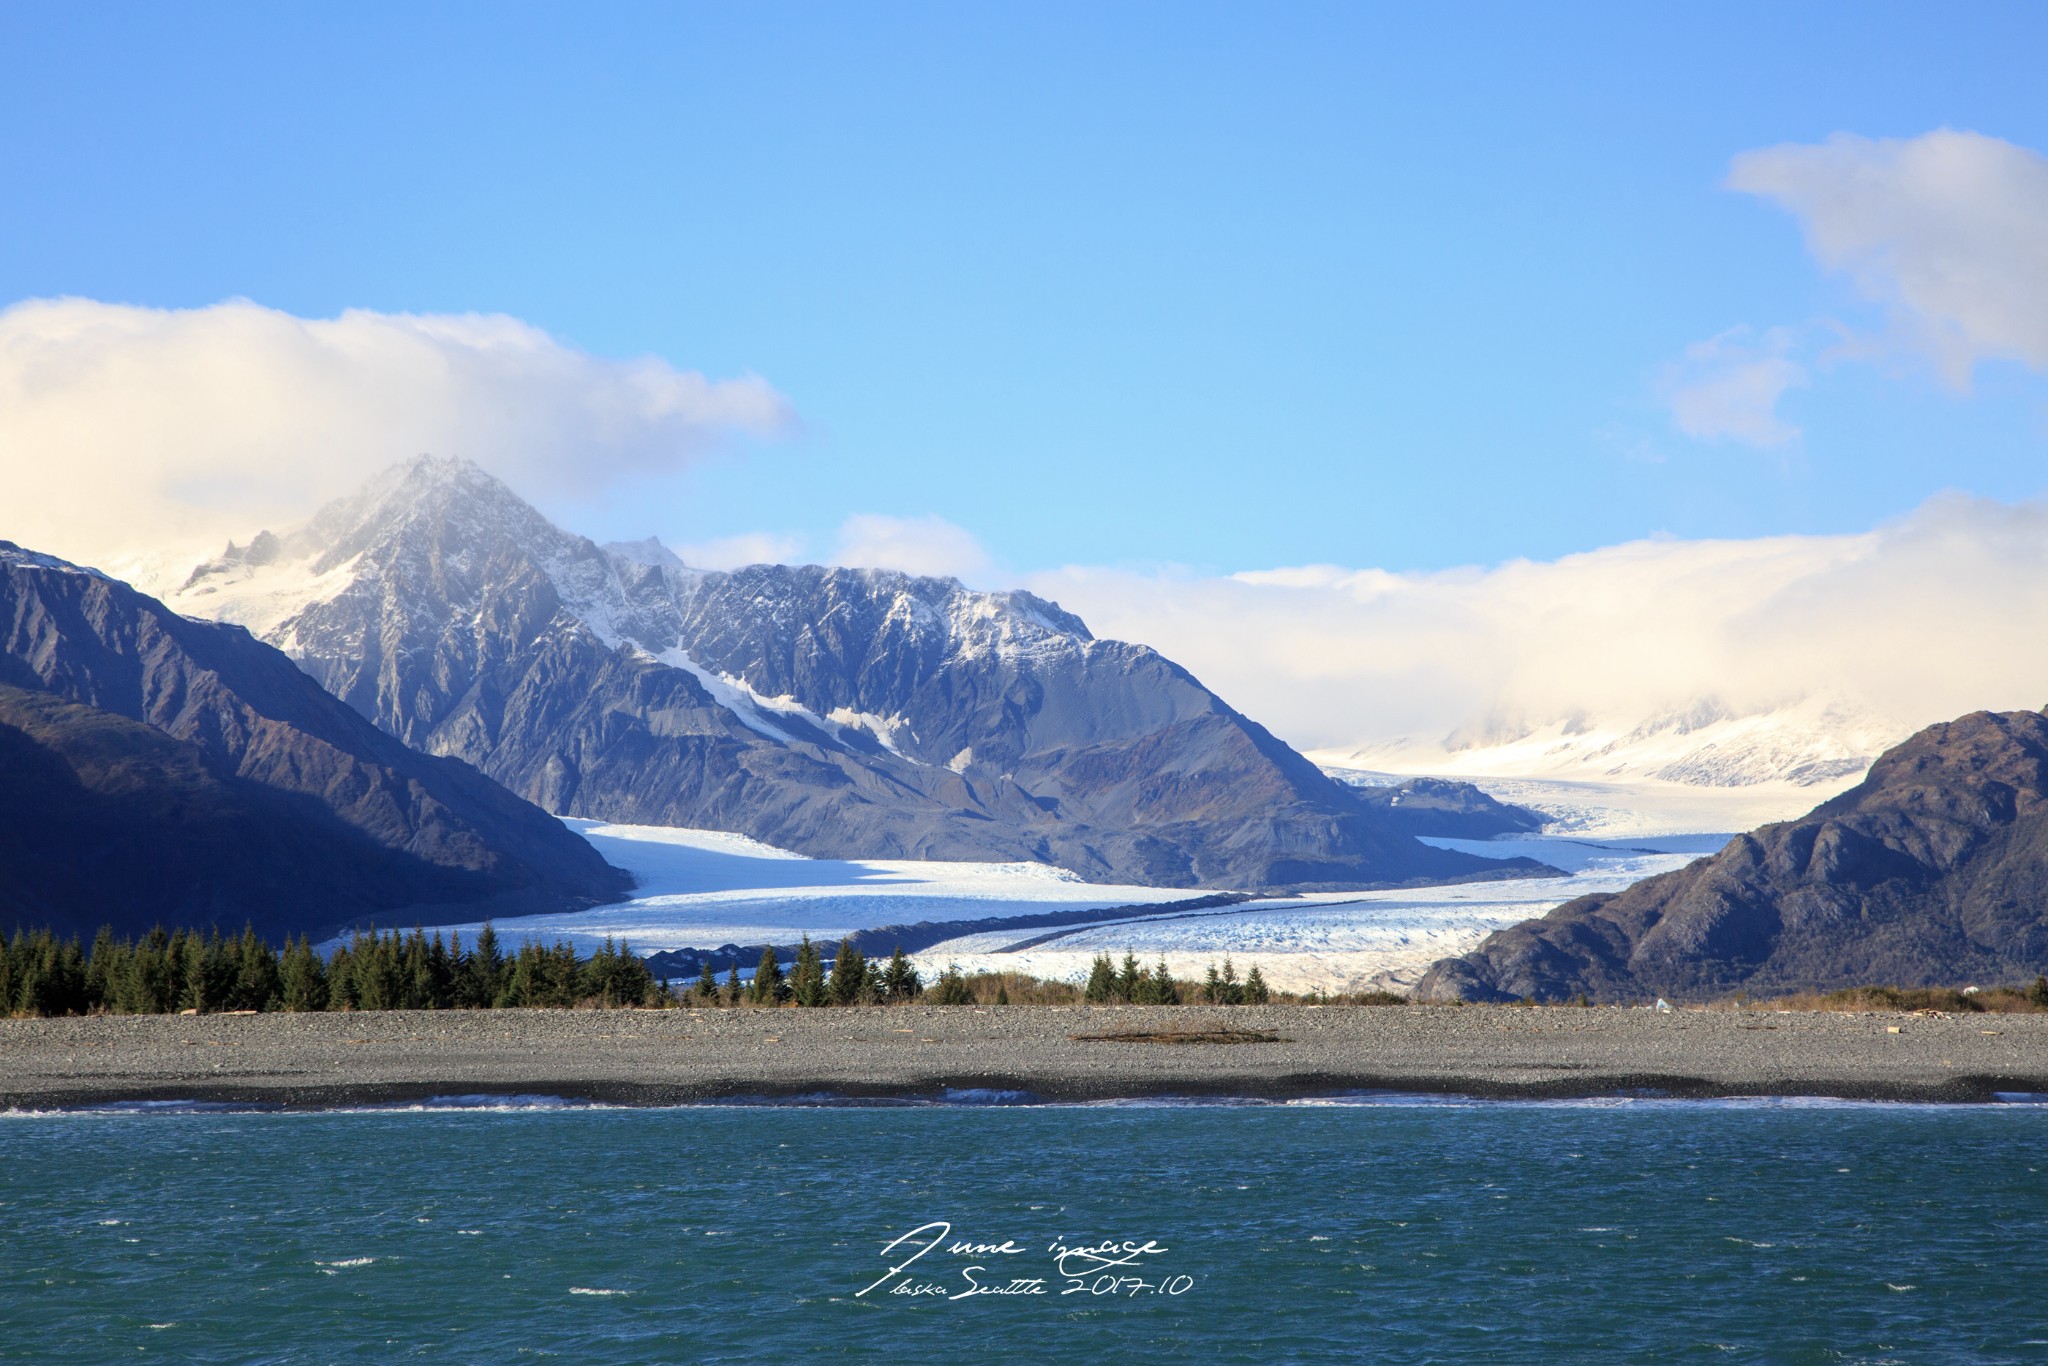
[5,1005,2047,1107]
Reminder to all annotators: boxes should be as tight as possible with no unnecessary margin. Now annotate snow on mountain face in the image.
[157,456,1524,891]
[1315,695,1904,790]
[1310,694,1909,838]
[0,537,628,939]
[170,456,1106,764]
[0,541,112,578]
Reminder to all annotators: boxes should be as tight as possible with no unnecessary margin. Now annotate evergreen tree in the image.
[182,930,218,1013]
[1202,963,1222,1005]
[790,935,827,1007]
[750,946,785,1005]
[496,944,537,1008]
[7,930,87,1017]
[326,939,359,1011]
[354,929,405,1011]
[929,962,974,1005]
[881,946,921,1002]
[1117,952,1141,1003]
[618,940,655,1006]
[1220,956,1242,1006]
[1084,954,1117,1004]
[543,939,581,1006]
[1243,963,1269,1005]
[280,936,330,1012]
[84,927,116,1011]
[463,923,505,1009]
[724,960,743,1006]
[828,939,868,1006]
[582,936,637,1007]
[694,958,720,1002]
[232,925,281,1011]
[427,931,458,1008]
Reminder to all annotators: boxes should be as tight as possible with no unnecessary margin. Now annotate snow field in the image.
[408,821,1718,996]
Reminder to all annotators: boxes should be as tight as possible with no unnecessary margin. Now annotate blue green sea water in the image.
[3,1097,2046,1363]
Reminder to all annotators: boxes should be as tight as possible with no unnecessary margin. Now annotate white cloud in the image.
[674,531,809,570]
[832,513,991,580]
[1027,493,2048,757]
[0,297,794,565]
[1661,326,1808,446]
[1728,129,2048,383]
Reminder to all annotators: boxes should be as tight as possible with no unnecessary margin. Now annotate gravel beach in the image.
[6,1005,2048,1107]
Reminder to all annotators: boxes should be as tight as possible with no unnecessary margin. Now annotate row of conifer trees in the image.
[0,924,666,1017]
[0,925,942,1016]
[714,936,927,1006]
[0,923,1272,1016]
[1083,951,1269,1005]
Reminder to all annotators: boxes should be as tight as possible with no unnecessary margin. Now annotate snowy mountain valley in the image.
[29,453,1954,992]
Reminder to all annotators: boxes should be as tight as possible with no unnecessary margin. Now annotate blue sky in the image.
[4,1,2046,577]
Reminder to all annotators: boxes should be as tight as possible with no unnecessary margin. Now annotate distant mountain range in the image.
[1312,693,1905,793]
[151,456,1545,892]
[1416,708,2048,1001]
[0,542,629,940]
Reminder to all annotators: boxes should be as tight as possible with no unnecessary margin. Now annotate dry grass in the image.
[1719,980,2048,1015]
[956,970,1084,1005]
[1326,990,1411,1007]
[1068,1026,1290,1045]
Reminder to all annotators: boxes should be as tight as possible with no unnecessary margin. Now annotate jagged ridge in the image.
[166,457,1546,891]
[0,541,630,939]
[1415,709,2048,1001]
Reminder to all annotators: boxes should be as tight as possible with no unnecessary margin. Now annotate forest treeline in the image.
[0,924,664,1016]
[1082,951,1270,1005]
[0,925,1283,1017]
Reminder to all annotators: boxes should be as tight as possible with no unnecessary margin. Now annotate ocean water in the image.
[3,1098,2046,1363]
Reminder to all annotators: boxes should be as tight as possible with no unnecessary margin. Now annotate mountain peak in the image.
[305,454,541,550]
[152,459,1509,890]
[603,536,690,571]
[0,532,628,939]
[180,455,574,589]
[0,541,106,580]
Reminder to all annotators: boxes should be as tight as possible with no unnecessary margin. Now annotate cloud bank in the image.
[1028,493,2048,757]
[833,513,992,580]
[0,297,793,565]
[655,513,996,578]
[1660,129,2048,447]
[1728,128,2048,383]
[673,531,811,571]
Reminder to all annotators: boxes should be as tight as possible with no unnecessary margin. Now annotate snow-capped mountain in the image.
[0,539,627,939]
[157,456,1537,891]
[1311,693,1905,806]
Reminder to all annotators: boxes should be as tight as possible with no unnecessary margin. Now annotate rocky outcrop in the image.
[1415,709,2048,1002]
[165,457,1549,891]
[0,543,629,939]
[1345,777,1546,839]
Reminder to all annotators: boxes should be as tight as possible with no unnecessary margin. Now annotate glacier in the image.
[410,819,1720,996]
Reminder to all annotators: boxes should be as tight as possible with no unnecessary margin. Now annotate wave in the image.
[8,1089,2046,1119]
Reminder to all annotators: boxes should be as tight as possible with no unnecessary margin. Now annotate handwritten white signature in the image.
[857,1221,1196,1301]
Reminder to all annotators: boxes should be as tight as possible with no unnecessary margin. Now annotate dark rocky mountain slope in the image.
[164,457,1546,891]
[1415,709,2048,1002]
[1345,777,1546,840]
[0,543,628,939]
